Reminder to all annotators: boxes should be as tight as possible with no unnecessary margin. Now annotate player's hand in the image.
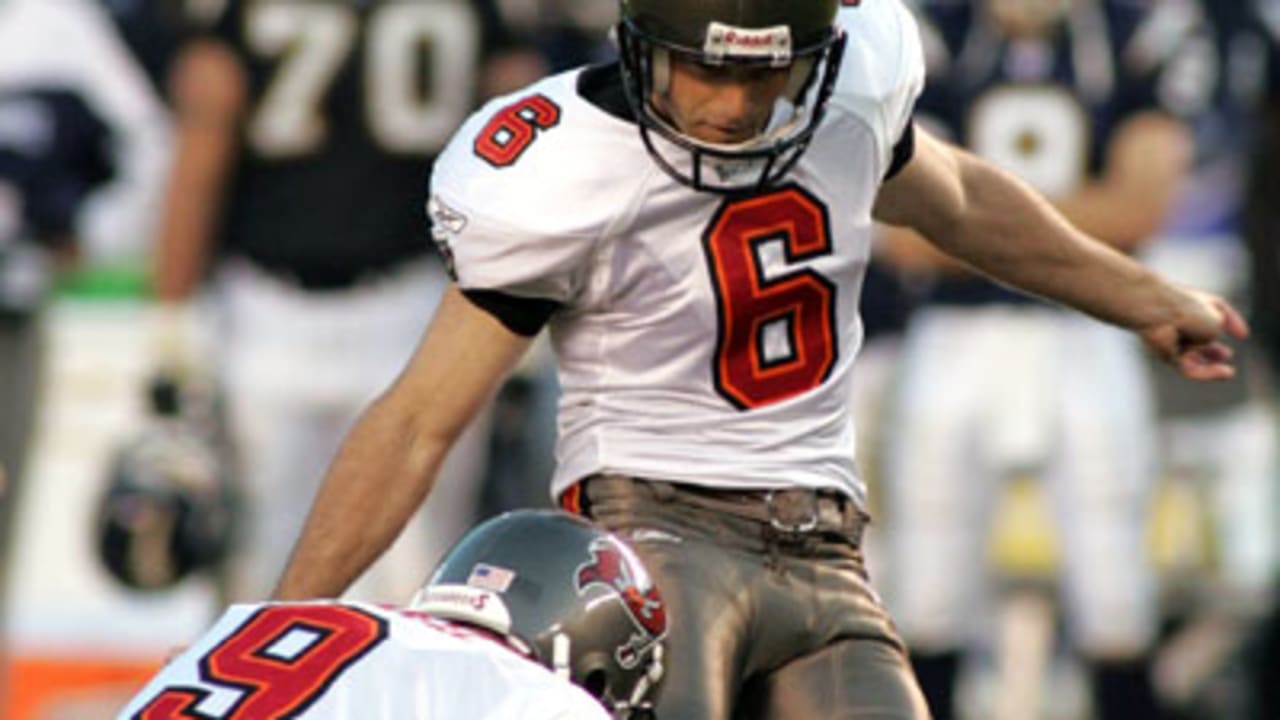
[1138,288,1249,381]
[148,300,206,376]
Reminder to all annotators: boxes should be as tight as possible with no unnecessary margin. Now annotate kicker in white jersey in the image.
[428,1,923,506]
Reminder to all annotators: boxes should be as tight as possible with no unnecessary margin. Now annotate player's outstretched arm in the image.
[273,285,533,600]
[872,124,1248,381]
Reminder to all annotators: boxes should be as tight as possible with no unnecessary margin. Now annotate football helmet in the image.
[617,0,846,191]
[412,510,667,719]
[95,373,238,590]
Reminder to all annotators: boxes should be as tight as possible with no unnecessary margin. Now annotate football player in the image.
[1145,2,1280,716]
[268,0,1245,718]
[150,0,546,603]
[1234,6,1280,712]
[878,1,1211,717]
[118,510,667,719]
[0,0,170,702]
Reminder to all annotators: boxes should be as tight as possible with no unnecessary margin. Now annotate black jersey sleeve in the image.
[461,288,560,337]
[884,121,916,181]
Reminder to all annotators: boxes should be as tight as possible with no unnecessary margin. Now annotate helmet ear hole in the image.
[581,668,609,699]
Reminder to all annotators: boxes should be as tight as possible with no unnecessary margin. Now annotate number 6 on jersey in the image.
[703,186,838,410]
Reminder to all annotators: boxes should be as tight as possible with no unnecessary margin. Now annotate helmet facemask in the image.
[618,14,846,193]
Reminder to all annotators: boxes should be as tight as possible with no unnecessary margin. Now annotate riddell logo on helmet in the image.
[576,539,667,639]
[722,30,783,47]
[705,22,791,62]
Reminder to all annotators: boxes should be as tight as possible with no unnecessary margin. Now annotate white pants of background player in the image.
[216,257,490,604]
[884,304,1159,657]
[1161,402,1278,612]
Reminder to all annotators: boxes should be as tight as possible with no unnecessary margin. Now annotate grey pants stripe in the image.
[580,476,931,720]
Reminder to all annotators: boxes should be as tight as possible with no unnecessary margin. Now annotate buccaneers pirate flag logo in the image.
[575,538,667,668]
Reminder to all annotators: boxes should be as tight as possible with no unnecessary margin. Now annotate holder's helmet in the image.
[413,510,667,719]
[617,0,845,192]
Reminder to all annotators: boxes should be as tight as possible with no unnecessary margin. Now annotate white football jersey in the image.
[429,0,923,506]
[117,602,611,720]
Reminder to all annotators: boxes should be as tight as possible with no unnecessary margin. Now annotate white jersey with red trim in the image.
[429,0,923,505]
[117,601,611,720]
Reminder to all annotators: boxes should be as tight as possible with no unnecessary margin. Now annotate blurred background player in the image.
[0,0,171,701]
[1142,1,1279,717]
[492,0,618,72]
[118,510,668,719]
[879,1,1210,718]
[0,81,117,710]
[100,0,189,102]
[149,0,547,603]
[1235,3,1280,712]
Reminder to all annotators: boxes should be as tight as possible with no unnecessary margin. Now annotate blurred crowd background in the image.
[0,1,1275,719]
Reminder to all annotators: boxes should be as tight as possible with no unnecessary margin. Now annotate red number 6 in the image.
[703,186,838,409]
[134,604,388,719]
[473,94,561,167]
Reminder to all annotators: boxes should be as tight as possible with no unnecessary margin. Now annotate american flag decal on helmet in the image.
[467,563,516,592]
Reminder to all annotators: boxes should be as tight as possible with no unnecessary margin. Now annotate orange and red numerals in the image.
[474,94,561,167]
[703,186,837,410]
[134,605,388,719]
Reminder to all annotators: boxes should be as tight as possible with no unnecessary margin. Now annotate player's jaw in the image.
[652,55,791,146]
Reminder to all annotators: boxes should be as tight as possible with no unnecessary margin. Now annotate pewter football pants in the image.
[581,476,931,720]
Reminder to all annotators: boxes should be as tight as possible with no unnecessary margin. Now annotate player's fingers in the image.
[1178,338,1234,363]
[1212,296,1250,340]
[1176,342,1237,381]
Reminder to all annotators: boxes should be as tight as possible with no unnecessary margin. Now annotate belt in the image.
[569,475,868,545]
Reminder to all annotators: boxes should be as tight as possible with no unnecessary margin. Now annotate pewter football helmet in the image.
[413,510,667,718]
[617,0,846,191]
